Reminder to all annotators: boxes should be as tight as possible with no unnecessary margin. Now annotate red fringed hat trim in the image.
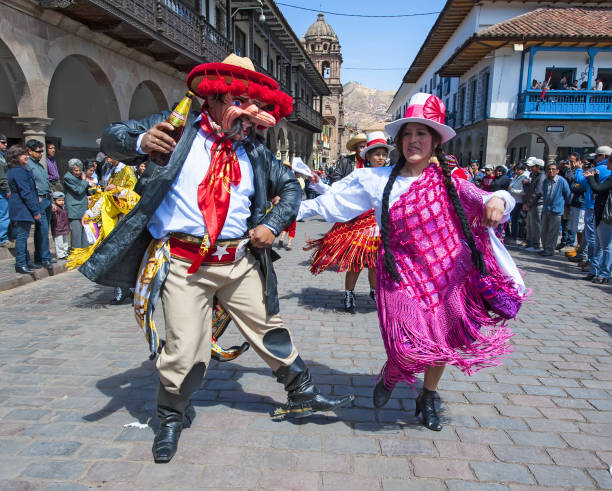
[187,62,293,122]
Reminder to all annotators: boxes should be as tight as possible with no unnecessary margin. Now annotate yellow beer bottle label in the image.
[168,91,195,128]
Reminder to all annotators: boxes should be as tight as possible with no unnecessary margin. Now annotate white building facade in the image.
[388,0,612,166]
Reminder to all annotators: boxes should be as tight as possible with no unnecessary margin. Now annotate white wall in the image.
[488,47,522,119]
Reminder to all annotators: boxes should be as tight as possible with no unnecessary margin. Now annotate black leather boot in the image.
[272,357,354,419]
[152,405,184,463]
[415,388,442,431]
[372,378,393,408]
[153,363,205,464]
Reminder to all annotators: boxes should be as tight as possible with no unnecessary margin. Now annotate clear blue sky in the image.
[276,0,448,92]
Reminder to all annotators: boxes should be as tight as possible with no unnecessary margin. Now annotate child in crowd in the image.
[51,191,70,260]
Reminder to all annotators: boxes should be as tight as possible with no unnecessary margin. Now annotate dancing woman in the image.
[298,93,524,430]
[306,131,393,312]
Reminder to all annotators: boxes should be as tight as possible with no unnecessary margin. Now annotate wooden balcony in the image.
[287,98,322,132]
[39,0,231,71]
[517,90,612,120]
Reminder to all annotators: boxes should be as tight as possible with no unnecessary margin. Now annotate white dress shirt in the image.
[147,128,255,240]
[297,166,515,226]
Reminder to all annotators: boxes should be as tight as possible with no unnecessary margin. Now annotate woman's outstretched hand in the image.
[483,196,505,228]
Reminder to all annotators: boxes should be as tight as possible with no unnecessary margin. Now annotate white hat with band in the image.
[359,131,394,159]
[385,92,456,143]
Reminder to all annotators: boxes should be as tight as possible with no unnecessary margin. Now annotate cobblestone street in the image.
[0,217,611,490]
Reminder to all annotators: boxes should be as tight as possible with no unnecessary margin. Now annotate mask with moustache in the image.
[208,93,277,141]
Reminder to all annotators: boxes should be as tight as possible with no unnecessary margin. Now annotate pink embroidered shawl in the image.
[377,164,515,388]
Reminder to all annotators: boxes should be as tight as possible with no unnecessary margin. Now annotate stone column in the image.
[13,117,54,169]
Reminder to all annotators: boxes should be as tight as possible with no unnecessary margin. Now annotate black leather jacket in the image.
[79,110,301,315]
[329,155,355,183]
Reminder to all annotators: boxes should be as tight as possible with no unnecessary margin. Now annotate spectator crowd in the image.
[463,147,612,285]
[0,135,148,290]
[1,133,610,290]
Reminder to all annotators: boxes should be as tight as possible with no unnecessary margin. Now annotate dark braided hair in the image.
[380,155,405,282]
[436,149,489,276]
[380,126,489,282]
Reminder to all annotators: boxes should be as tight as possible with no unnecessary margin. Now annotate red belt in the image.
[169,235,246,266]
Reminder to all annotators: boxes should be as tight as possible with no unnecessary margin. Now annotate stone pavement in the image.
[0,217,610,490]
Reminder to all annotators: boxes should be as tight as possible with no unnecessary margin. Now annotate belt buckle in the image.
[198,233,210,256]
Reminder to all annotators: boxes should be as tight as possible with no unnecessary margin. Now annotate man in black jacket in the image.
[82,55,353,463]
[328,132,367,183]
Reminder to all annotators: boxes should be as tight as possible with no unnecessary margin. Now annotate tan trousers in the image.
[157,252,298,399]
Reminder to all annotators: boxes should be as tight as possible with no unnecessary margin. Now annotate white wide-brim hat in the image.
[385,92,456,144]
[359,131,394,159]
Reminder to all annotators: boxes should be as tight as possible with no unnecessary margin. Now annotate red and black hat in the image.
[187,54,293,124]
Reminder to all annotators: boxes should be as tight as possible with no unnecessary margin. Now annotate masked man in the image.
[80,55,353,463]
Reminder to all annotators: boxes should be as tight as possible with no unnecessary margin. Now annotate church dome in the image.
[305,13,338,40]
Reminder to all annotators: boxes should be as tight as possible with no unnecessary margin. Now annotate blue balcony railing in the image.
[517,90,612,119]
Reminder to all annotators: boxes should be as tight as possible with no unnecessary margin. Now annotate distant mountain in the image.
[343,81,395,131]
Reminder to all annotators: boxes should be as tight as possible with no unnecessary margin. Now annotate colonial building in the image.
[302,13,345,166]
[0,0,327,175]
[388,1,612,166]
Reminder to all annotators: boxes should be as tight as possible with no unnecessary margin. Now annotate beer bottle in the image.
[150,90,196,166]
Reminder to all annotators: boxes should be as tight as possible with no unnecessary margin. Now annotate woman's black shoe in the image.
[592,277,610,284]
[373,379,393,408]
[583,274,595,281]
[15,266,35,274]
[415,388,442,431]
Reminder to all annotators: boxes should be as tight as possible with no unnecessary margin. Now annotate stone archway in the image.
[475,133,485,165]
[46,55,120,170]
[454,138,463,165]
[287,132,295,163]
[0,38,32,142]
[277,127,287,162]
[129,80,169,120]
[506,132,550,166]
[265,127,276,153]
[555,133,597,160]
[464,136,472,166]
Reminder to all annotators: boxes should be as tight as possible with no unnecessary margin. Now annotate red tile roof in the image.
[477,7,611,39]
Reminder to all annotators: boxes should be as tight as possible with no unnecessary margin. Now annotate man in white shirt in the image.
[82,55,353,463]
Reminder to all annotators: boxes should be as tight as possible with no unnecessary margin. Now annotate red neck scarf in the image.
[187,113,242,274]
[356,154,366,169]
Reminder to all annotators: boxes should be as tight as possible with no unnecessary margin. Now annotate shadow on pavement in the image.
[81,358,439,432]
[280,286,378,314]
[70,284,117,308]
[586,316,612,337]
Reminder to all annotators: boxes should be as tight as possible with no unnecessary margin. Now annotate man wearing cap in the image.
[329,133,367,183]
[481,164,494,190]
[50,191,70,260]
[540,162,571,256]
[522,158,546,252]
[80,54,353,463]
[574,145,612,279]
